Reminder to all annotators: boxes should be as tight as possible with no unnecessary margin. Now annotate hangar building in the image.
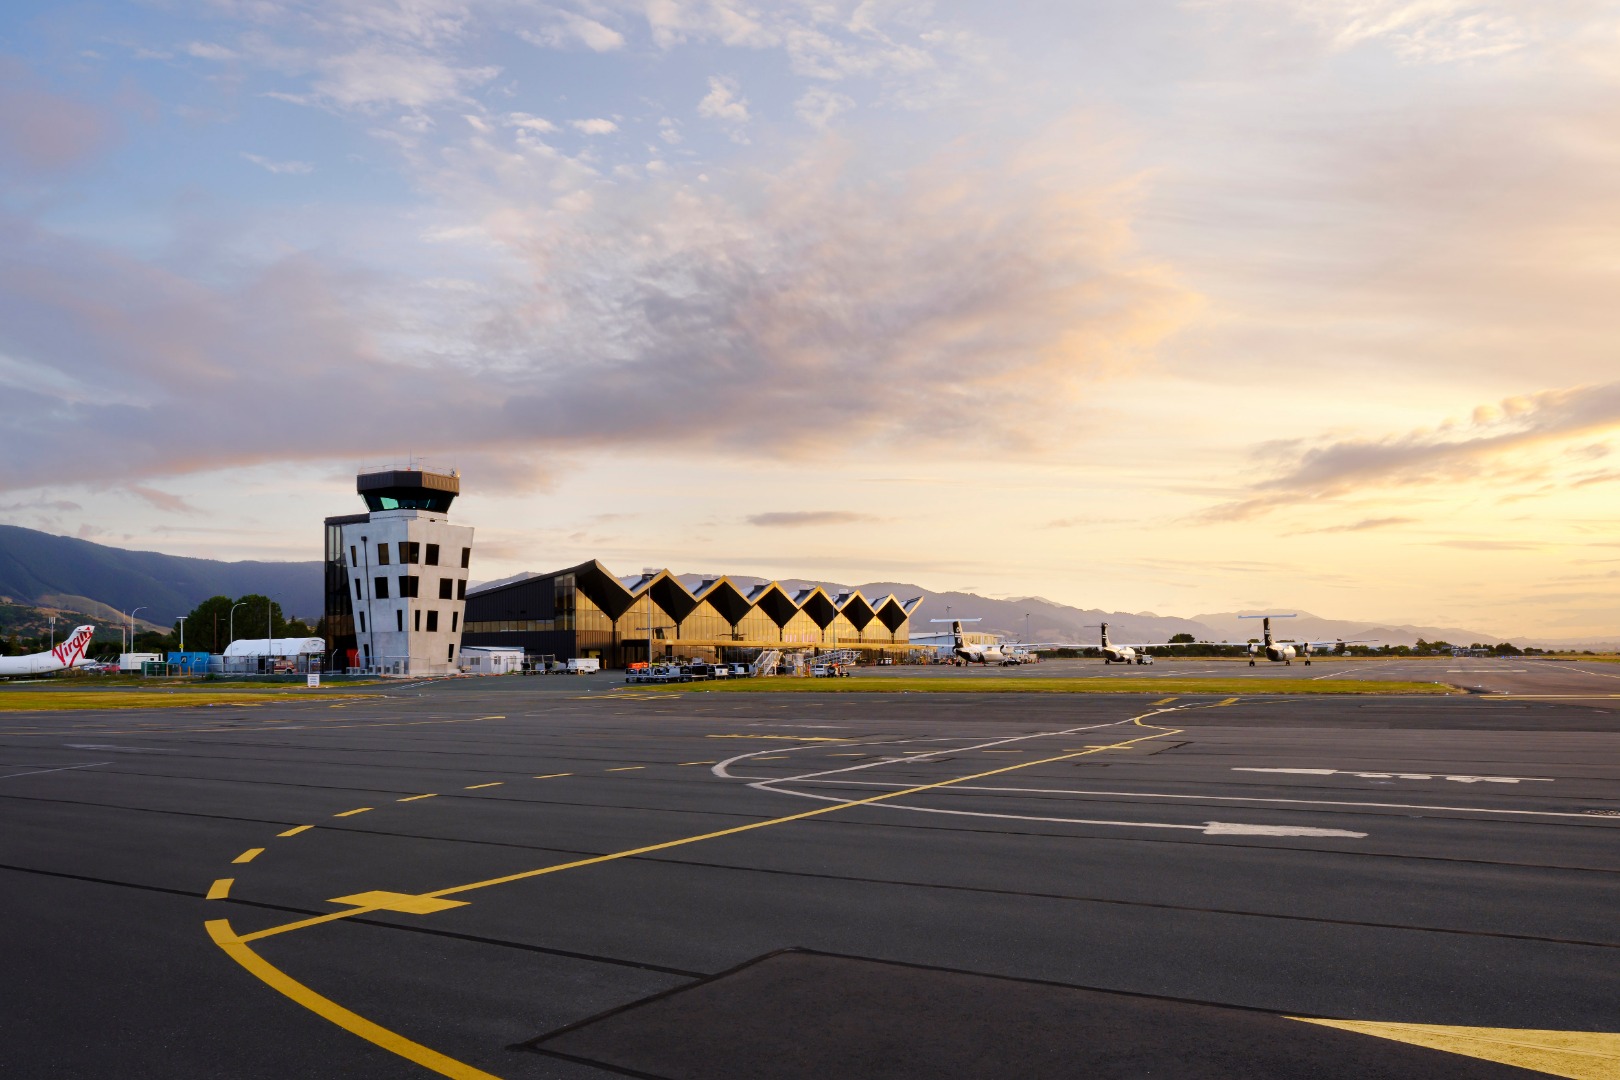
[461,562,922,667]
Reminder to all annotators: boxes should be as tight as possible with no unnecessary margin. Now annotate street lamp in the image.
[49,615,56,651]
[129,607,146,655]
[176,616,186,653]
[229,602,245,646]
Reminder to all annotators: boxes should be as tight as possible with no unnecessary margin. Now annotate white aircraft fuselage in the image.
[0,625,97,677]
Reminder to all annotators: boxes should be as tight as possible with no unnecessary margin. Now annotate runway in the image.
[2,676,1616,1078]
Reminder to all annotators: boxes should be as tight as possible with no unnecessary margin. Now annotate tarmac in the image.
[2,660,1617,1078]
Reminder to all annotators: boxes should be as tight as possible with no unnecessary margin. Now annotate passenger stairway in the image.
[752,649,782,677]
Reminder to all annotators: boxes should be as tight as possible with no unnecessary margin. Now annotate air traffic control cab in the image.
[323,467,475,675]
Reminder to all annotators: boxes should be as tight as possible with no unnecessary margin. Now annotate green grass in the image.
[0,690,366,711]
[633,677,1459,696]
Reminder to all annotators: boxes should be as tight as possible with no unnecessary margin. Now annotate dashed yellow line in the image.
[533,773,571,779]
[277,825,313,838]
[333,807,372,817]
[206,878,233,900]
[677,761,715,766]
[606,766,644,772]
[398,793,438,802]
[1216,697,1240,706]
[705,734,850,741]
[464,782,503,790]
[232,848,264,864]
[1153,696,1179,705]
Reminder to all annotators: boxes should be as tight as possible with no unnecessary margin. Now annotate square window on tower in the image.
[374,577,390,599]
[425,544,440,565]
[460,547,471,569]
[400,575,419,598]
[439,578,453,600]
[376,544,390,565]
[451,611,458,632]
[426,610,439,632]
[457,579,466,600]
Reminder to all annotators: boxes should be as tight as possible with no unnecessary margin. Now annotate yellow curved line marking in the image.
[206,919,501,1080]
[1292,1017,1620,1079]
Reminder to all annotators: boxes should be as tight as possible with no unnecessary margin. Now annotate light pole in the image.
[1025,612,1030,642]
[229,602,245,646]
[49,615,56,651]
[129,607,146,655]
[176,616,186,653]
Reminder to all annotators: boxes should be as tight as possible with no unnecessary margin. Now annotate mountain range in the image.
[0,524,1579,648]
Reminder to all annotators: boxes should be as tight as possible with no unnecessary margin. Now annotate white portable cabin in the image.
[457,646,525,674]
[222,637,327,674]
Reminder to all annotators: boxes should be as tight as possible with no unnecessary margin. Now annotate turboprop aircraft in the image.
[1086,622,1199,665]
[1235,614,1369,666]
[930,619,1019,665]
[0,625,97,678]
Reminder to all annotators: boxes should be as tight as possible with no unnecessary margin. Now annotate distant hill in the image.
[0,525,1529,647]
[0,525,322,624]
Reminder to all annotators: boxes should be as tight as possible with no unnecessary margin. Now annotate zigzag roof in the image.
[468,560,923,629]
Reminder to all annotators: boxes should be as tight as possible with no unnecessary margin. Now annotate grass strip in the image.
[632,677,1460,695]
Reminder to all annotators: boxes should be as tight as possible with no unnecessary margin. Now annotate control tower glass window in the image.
[357,469,460,513]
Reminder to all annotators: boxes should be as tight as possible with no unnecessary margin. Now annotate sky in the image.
[1,0,1618,639]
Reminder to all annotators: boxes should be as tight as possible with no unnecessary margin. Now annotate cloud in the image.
[1431,539,1542,551]
[1303,516,1418,533]
[569,117,618,135]
[519,14,626,52]
[747,510,877,527]
[0,115,1193,493]
[1198,0,1533,64]
[128,486,199,514]
[311,45,500,111]
[0,58,114,172]
[241,152,314,174]
[795,86,853,129]
[185,42,239,61]
[1202,383,1620,521]
[697,75,749,124]
[506,112,558,134]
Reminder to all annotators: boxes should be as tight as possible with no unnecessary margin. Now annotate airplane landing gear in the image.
[1304,659,1311,666]
[1248,659,1256,666]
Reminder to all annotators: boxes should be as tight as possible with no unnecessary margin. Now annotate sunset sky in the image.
[2,1,1617,638]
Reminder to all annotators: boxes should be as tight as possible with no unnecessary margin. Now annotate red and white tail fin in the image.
[53,626,96,667]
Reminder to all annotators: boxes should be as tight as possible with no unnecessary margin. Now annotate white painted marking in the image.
[63,743,176,752]
[725,776,1605,823]
[0,762,111,780]
[1233,767,1553,784]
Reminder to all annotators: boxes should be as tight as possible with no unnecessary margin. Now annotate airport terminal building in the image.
[461,563,922,667]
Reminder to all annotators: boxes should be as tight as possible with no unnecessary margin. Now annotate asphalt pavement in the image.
[2,668,1617,1078]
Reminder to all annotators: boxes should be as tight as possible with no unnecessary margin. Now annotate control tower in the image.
[323,467,475,675]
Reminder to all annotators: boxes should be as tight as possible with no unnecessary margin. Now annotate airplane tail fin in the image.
[56,625,96,667]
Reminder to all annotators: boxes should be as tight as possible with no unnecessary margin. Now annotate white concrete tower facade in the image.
[338,469,474,675]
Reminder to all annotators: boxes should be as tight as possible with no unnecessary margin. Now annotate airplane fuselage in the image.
[0,626,96,678]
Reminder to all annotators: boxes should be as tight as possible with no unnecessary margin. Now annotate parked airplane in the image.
[1087,623,1199,665]
[1236,614,1367,666]
[931,619,1020,665]
[0,625,97,678]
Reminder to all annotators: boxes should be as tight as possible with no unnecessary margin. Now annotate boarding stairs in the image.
[813,649,862,669]
[752,649,782,677]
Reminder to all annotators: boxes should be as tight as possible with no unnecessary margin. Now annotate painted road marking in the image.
[328,891,469,915]
[1152,697,1179,704]
[278,825,312,837]
[333,808,372,817]
[234,718,1186,946]
[1292,1017,1620,1079]
[232,848,264,864]
[206,921,502,1080]
[676,762,715,766]
[755,776,1608,823]
[606,766,644,772]
[1235,767,1553,784]
[0,761,111,779]
[207,878,233,900]
[533,772,572,779]
[464,782,504,790]
[398,793,438,801]
[706,734,850,741]
[1215,697,1240,706]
